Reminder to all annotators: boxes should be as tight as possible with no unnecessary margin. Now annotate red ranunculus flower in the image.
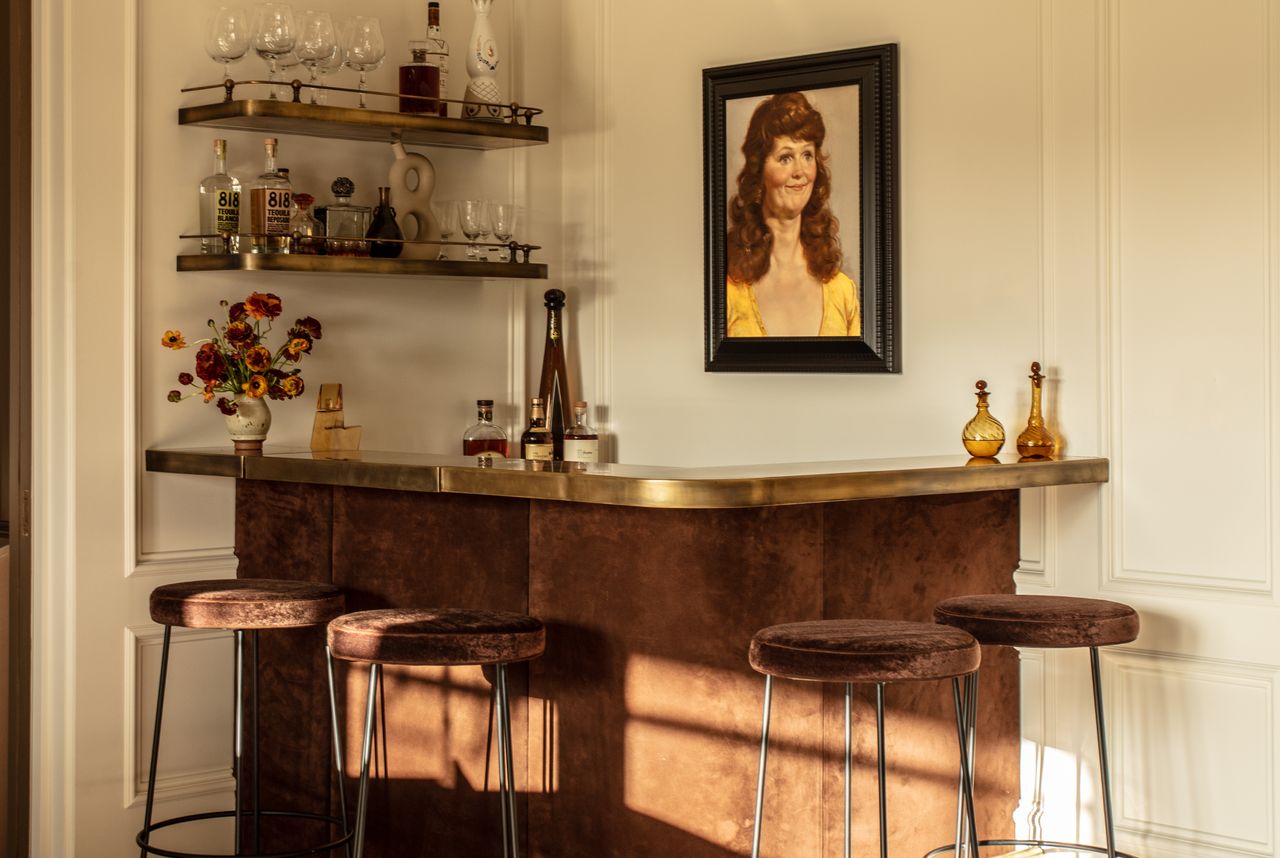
[293,316,322,340]
[228,302,247,322]
[281,375,304,398]
[284,336,311,361]
[225,320,254,348]
[245,345,272,372]
[244,292,283,320]
[194,342,227,384]
[216,396,237,415]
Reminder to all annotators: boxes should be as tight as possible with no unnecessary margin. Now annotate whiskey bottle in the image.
[537,289,573,460]
[198,138,241,254]
[519,397,554,462]
[425,1,450,117]
[463,399,509,458]
[563,400,598,463]
[399,40,441,114]
[247,137,292,254]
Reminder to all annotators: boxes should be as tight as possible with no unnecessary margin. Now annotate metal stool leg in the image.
[325,647,353,858]
[951,676,981,858]
[749,675,773,858]
[233,630,245,856]
[498,664,519,858]
[250,630,261,855]
[874,683,887,858]
[844,682,852,858]
[351,663,381,858]
[1091,647,1118,858]
[139,626,173,857]
[495,666,511,858]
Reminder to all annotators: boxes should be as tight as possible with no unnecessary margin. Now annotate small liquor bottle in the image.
[563,400,598,463]
[399,40,440,114]
[366,187,404,258]
[425,1,450,117]
[247,138,292,254]
[325,177,371,257]
[463,399,509,458]
[519,397,554,462]
[199,139,241,254]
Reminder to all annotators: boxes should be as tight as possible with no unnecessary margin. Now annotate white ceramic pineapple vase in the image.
[463,0,503,120]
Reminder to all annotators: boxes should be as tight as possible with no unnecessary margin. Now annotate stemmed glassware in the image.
[251,3,297,99]
[204,7,251,82]
[313,39,345,104]
[294,10,337,103]
[343,17,385,109]
[491,203,518,262]
[431,200,458,260]
[459,200,490,261]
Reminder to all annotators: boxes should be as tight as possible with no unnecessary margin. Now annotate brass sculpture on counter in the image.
[1016,361,1056,459]
[962,380,1005,458]
[311,383,363,451]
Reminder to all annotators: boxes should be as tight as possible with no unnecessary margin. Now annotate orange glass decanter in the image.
[1016,361,1056,459]
[962,380,1005,458]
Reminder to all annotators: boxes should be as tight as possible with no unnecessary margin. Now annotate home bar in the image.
[15,0,1275,856]
[144,448,1108,855]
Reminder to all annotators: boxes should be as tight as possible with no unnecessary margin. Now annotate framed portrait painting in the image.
[703,44,899,373]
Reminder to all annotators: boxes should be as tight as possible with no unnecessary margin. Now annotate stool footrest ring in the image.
[136,808,351,858]
[923,837,1140,857]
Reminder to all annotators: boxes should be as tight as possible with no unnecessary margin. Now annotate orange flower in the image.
[284,337,311,360]
[281,376,304,398]
[244,292,282,320]
[242,375,269,398]
[202,383,216,403]
[245,345,272,372]
[161,330,186,349]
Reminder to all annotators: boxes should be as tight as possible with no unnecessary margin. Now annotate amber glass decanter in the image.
[962,380,1005,457]
[1016,361,1057,459]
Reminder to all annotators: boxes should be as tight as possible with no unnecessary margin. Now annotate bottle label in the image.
[251,188,292,235]
[215,189,240,232]
[524,443,553,462]
[563,439,598,463]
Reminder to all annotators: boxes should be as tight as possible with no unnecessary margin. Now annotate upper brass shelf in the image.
[178,98,549,150]
[177,253,547,280]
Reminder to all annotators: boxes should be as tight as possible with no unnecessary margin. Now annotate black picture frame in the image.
[703,44,900,373]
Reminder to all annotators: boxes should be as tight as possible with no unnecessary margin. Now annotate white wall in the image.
[30,0,1280,855]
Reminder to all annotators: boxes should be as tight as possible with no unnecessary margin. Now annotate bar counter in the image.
[147,448,1108,857]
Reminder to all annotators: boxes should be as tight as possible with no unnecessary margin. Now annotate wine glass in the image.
[276,50,302,100]
[205,7,251,82]
[295,11,336,102]
[313,39,345,104]
[431,200,458,260]
[344,16,385,109]
[459,200,490,261]
[251,3,297,100]
[491,203,518,262]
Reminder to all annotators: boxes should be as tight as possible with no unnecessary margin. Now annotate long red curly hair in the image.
[726,91,843,285]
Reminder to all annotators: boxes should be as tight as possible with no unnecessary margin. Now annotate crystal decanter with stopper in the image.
[961,380,1005,458]
[1016,361,1057,459]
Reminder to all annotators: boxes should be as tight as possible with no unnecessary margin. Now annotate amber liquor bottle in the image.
[519,397,554,462]
[537,289,573,460]
[463,399,509,458]
[247,137,292,254]
[563,401,598,463]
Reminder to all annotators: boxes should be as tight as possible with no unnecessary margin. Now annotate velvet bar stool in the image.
[748,619,984,858]
[928,594,1141,858]
[138,578,350,858]
[326,608,547,858]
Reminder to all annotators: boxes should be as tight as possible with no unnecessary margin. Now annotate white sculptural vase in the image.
[388,141,441,259]
[224,395,271,453]
[463,0,503,120]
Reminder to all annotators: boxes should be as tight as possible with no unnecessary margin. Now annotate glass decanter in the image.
[1016,361,1057,459]
[962,379,1005,458]
[289,193,324,255]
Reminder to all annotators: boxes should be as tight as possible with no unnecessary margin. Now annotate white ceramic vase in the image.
[224,395,272,452]
[463,0,503,120]
[388,141,441,259]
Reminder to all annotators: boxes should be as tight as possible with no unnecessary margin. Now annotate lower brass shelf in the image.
[176,253,548,280]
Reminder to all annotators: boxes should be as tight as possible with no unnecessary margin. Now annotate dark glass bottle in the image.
[399,41,440,114]
[366,186,404,258]
[537,289,573,459]
[519,397,553,462]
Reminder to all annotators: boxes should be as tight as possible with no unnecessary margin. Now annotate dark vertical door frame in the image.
[7,0,32,850]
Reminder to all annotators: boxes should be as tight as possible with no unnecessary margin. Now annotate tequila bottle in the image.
[198,138,241,254]
[247,137,292,254]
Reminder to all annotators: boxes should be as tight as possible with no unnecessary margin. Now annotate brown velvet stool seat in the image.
[747,619,983,858]
[928,594,1141,858]
[138,579,349,858]
[326,608,547,858]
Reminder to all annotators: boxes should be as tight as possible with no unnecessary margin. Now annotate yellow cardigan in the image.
[726,272,862,337]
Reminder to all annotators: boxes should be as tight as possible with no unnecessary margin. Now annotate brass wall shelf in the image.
[176,253,548,280]
[178,98,549,150]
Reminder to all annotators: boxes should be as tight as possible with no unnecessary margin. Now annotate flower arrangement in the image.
[163,291,322,414]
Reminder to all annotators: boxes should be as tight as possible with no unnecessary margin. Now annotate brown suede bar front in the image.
[327,608,546,666]
[149,578,345,630]
[934,594,1139,648]
[749,619,980,683]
